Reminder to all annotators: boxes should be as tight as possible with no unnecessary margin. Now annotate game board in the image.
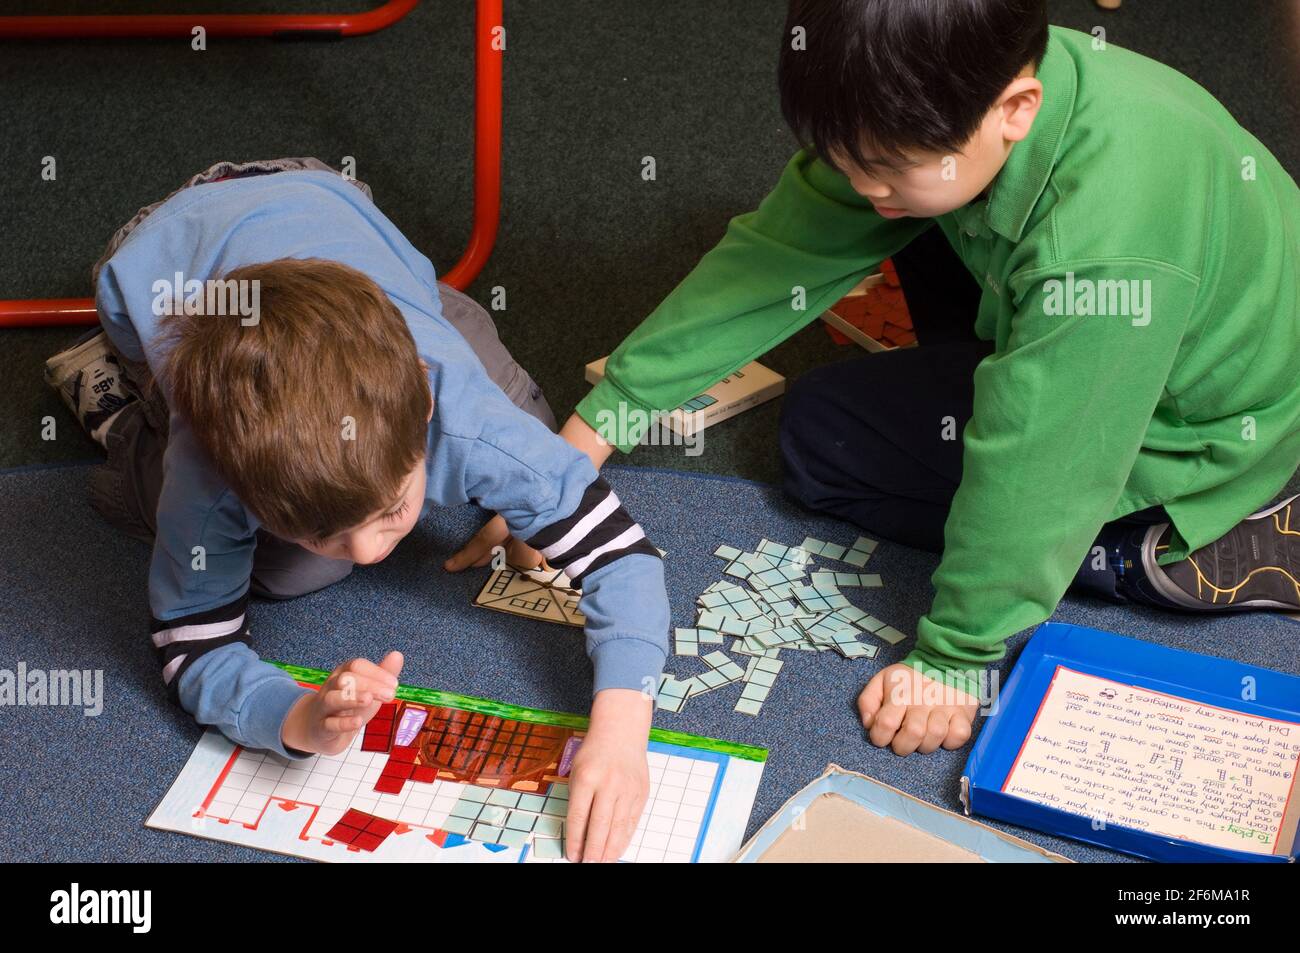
[148,663,767,863]
[473,565,585,627]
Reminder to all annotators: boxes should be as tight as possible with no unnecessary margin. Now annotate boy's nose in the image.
[345,535,388,565]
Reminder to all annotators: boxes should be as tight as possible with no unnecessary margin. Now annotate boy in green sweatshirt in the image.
[449,1,1300,757]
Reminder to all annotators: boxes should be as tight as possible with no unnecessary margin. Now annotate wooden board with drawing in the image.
[473,565,586,627]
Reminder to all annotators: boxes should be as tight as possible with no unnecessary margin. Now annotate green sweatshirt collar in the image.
[984,30,1078,243]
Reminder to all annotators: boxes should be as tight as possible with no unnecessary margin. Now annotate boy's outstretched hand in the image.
[282,652,404,756]
[443,513,543,573]
[565,688,653,863]
[859,663,980,756]
[444,416,614,575]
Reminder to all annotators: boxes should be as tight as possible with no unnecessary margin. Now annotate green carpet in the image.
[2,0,1297,495]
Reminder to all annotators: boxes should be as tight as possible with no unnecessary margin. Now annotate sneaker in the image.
[1141,495,1300,610]
[43,329,137,444]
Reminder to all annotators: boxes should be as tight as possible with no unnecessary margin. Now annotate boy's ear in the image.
[999,75,1043,145]
[418,359,434,421]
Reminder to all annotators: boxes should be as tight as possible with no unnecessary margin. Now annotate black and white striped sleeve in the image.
[525,476,661,586]
[151,595,252,698]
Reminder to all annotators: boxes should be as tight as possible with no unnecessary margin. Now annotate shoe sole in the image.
[1143,494,1300,610]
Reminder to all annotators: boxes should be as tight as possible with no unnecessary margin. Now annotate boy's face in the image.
[828,69,1042,220]
[293,456,428,565]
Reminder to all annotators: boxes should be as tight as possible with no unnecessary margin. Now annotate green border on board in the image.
[271,661,769,763]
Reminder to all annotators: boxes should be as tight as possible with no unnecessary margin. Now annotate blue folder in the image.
[962,622,1300,863]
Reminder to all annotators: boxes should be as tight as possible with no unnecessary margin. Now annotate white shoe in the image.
[43,330,138,446]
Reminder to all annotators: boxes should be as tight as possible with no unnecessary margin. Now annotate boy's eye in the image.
[385,501,410,522]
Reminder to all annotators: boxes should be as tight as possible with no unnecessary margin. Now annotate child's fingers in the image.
[331,674,390,708]
[857,672,885,728]
[505,536,544,571]
[331,659,399,700]
[323,713,366,735]
[354,696,388,724]
[321,688,373,715]
[917,708,953,755]
[564,784,595,863]
[344,657,400,689]
[890,705,932,757]
[378,650,404,680]
[604,797,637,863]
[942,713,974,750]
[866,690,906,748]
[579,790,616,863]
[443,515,509,572]
[444,540,492,572]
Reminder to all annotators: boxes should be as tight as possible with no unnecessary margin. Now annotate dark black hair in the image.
[779,0,1049,172]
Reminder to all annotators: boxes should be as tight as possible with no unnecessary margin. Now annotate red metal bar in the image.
[0,299,98,327]
[0,0,502,328]
[0,1,418,39]
[440,0,502,290]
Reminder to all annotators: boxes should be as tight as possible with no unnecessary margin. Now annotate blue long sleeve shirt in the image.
[95,170,669,757]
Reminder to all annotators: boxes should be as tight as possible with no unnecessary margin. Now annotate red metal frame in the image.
[0,0,503,327]
[0,1,418,40]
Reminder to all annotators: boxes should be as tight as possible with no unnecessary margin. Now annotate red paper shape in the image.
[361,701,399,752]
[373,744,422,794]
[324,809,399,853]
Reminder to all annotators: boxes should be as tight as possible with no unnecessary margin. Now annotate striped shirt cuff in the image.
[526,476,661,585]
[151,596,251,698]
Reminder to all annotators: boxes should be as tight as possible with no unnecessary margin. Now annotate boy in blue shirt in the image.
[46,158,667,863]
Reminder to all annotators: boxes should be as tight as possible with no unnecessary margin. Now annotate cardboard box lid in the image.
[734,764,1070,863]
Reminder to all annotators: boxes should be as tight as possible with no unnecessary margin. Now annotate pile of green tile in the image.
[658,536,908,717]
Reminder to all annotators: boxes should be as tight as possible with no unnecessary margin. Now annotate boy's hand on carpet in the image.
[443,514,543,572]
[565,688,652,862]
[281,652,404,756]
[858,663,979,757]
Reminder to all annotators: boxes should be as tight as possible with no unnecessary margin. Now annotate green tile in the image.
[480,804,509,825]
[449,799,483,820]
[498,828,529,849]
[441,815,473,835]
[505,810,538,832]
[543,797,567,816]
[535,815,564,838]
[532,837,565,860]
[516,793,546,812]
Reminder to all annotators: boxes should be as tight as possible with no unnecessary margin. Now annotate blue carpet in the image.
[2,461,1298,863]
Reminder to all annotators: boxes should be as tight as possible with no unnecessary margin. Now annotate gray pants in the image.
[91,158,555,600]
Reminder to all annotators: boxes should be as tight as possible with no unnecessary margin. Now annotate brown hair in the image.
[162,258,429,541]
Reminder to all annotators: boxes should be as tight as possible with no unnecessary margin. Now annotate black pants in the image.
[778,225,1171,605]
